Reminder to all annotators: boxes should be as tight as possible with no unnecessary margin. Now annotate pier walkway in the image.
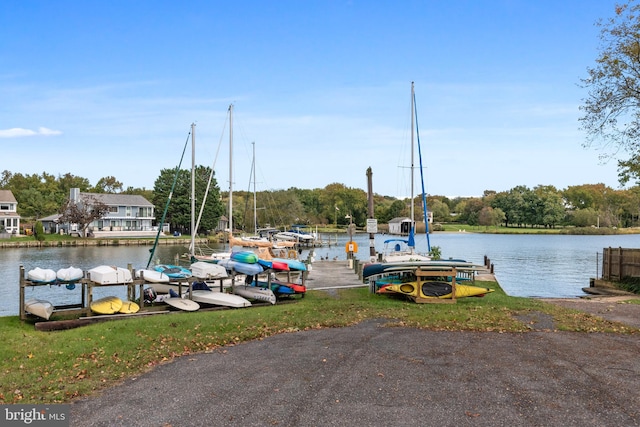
[305,260,367,290]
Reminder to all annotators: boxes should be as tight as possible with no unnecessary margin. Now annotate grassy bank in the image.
[1,283,637,404]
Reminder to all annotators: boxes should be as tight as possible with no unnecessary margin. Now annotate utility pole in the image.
[366,167,377,262]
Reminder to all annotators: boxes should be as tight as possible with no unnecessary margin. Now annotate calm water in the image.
[2,233,639,316]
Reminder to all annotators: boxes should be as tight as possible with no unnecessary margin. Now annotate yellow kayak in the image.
[379,281,494,299]
[90,296,123,314]
[118,300,140,314]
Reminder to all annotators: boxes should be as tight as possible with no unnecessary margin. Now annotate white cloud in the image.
[0,127,62,138]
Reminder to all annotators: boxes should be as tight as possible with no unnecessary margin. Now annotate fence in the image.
[601,247,640,280]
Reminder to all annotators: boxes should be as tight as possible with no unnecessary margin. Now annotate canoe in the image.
[154,264,192,279]
[90,296,123,314]
[88,265,133,284]
[118,300,140,314]
[56,266,83,282]
[217,258,264,276]
[230,250,259,264]
[24,298,54,320]
[232,285,276,304]
[136,269,170,283]
[27,267,57,284]
[378,281,494,299]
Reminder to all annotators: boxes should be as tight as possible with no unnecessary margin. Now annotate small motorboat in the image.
[27,267,57,284]
[56,266,84,282]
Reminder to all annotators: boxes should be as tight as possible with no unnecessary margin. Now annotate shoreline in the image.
[0,237,208,248]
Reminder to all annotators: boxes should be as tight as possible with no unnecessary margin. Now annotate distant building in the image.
[0,190,21,235]
[62,188,157,237]
[40,213,62,234]
[388,217,413,235]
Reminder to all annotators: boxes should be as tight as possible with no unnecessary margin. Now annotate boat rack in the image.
[19,265,149,321]
[412,267,457,304]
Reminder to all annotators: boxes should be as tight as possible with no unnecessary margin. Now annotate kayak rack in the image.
[412,267,457,304]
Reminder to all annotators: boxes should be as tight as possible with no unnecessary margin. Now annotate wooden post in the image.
[19,265,25,321]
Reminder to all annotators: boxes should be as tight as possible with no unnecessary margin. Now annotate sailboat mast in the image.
[252,142,257,234]
[190,122,196,256]
[410,81,415,241]
[228,104,233,235]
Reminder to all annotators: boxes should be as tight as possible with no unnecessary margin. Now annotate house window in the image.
[126,206,131,217]
[108,206,118,213]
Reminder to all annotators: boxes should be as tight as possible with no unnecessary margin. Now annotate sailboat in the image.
[192,105,236,263]
[382,82,431,263]
[146,121,251,308]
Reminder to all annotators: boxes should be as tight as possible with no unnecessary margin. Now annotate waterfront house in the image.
[63,188,157,238]
[0,190,20,235]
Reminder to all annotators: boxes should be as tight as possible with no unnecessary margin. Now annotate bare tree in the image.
[59,195,109,237]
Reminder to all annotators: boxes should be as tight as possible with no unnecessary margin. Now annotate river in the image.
[2,232,638,317]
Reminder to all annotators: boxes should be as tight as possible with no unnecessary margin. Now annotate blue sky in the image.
[0,0,625,198]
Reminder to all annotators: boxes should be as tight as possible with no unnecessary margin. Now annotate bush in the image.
[34,221,45,241]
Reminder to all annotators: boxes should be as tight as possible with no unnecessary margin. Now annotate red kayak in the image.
[273,280,306,294]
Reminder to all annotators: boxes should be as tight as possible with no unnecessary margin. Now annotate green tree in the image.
[570,208,599,227]
[93,176,123,193]
[33,220,45,241]
[16,188,59,218]
[57,173,91,200]
[580,1,640,185]
[534,185,565,228]
[478,206,505,229]
[428,199,450,223]
[153,166,223,235]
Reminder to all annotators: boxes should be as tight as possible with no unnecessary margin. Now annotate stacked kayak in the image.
[218,251,264,276]
[377,280,494,299]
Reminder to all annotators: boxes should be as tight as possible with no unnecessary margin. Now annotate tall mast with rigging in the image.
[228,104,233,235]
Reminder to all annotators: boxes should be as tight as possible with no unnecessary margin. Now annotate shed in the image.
[388,217,413,235]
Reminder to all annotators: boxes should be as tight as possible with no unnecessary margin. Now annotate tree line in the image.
[2,169,640,234]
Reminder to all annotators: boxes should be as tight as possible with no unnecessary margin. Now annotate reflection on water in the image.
[1,233,638,316]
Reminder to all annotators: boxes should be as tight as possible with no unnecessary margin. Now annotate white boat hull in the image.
[190,262,228,279]
[190,289,251,308]
[27,267,57,283]
[88,265,133,284]
[25,298,54,320]
[136,269,170,283]
[232,285,277,304]
[56,266,84,282]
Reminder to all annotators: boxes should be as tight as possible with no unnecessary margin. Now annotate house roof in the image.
[0,190,17,203]
[0,211,20,219]
[40,213,62,222]
[79,192,153,206]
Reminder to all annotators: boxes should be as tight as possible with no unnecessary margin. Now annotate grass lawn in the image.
[1,282,637,404]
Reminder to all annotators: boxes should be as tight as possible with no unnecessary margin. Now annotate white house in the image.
[64,188,157,238]
[0,190,21,235]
